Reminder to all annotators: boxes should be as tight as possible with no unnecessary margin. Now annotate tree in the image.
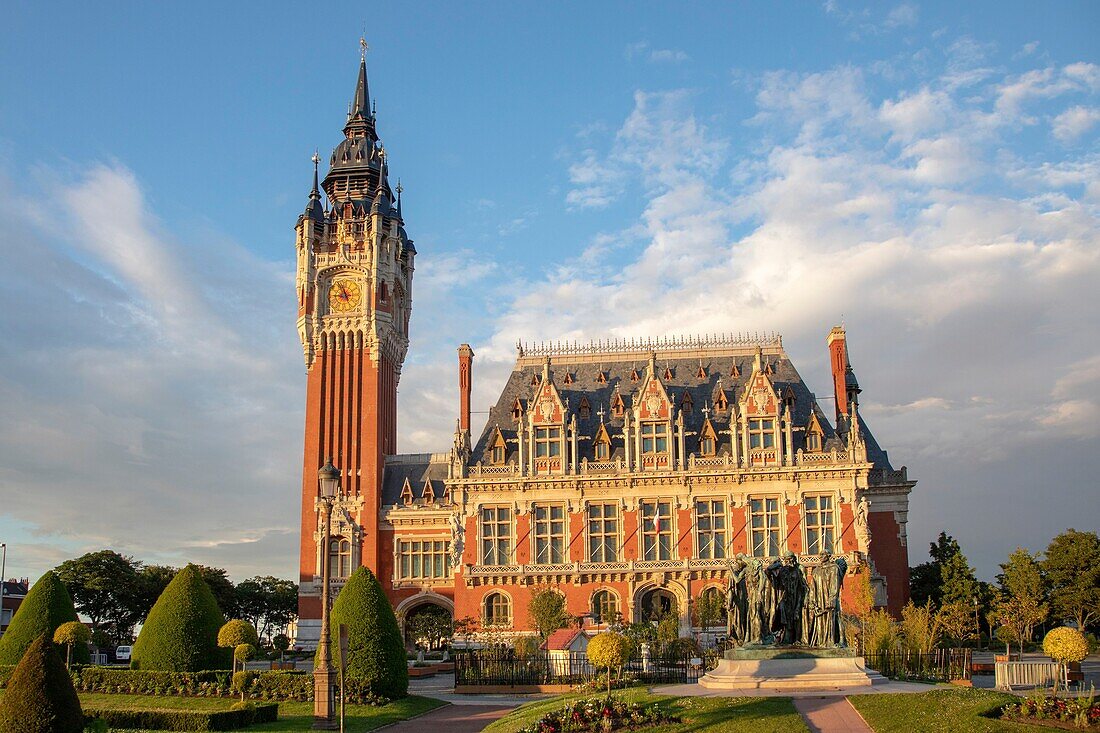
[0,635,84,733]
[193,565,238,620]
[940,551,980,606]
[587,632,629,695]
[992,548,1048,650]
[0,571,87,665]
[937,602,975,644]
[899,601,942,655]
[909,532,962,606]
[55,550,145,646]
[405,606,453,650]
[234,576,298,641]
[327,567,408,699]
[131,564,225,671]
[1043,529,1100,633]
[52,622,91,670]
[138,564,178,613]
[527,587,573,640]
[218,620,259,672]
[693,587,725,638]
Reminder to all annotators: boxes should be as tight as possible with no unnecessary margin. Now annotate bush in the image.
[1042,626,1089,664]
[53,621,91,668]
[327,566,408,699]
[0,571,87,665]
[513,636,540,658]
[132,564,226,671]
[84,703,277,731]
[0,634,84,733]
[218,620,259,651]
[666,637,702,658]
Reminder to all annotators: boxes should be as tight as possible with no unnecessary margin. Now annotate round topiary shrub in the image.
[327,566,408,699]
[0,634,84,733]
[131,564,225,671]
[52,621,91,669]
[1043,626,1089,664]
[0,571,87,666]
[587,631,629,694]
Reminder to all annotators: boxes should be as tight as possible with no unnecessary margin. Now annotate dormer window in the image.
[530,374,540,387]
[595,439,610,460]
[492,444,506,463]
[681,392,694,415]
[511,398,524,421]
[400,479,414,506]
[641,422,669,455]
[534,426,562,457]
[749,418,776,449]
[579,396,591,419]
[697,364,707,379]
[730,364,741,378]
[663,365,674,380]
[805,431,822,452]
[630,368,641,383]
[596,370,608,384]
[563,372,574,385]
[714,390,729,413]
[611,392,626,418]
[488,428,508,465]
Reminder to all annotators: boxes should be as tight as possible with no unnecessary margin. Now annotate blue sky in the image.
[1,1,1098,584]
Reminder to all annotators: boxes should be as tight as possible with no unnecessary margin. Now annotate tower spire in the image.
[352,39,370,119]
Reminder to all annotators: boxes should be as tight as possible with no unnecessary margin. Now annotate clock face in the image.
[328,278,362,313]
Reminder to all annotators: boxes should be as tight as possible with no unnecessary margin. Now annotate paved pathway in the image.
[383,703,514,733]
[793,697,873,733]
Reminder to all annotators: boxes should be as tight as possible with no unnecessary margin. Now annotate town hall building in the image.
[293,57,915,649]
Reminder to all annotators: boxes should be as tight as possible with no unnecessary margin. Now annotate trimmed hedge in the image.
[84,702,277,731]
[0,571,87,665]
[0,634,85,733]
[328,566,408,699]
[133,564,225,671]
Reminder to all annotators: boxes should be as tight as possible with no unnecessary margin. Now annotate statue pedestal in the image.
[699,647,886,691]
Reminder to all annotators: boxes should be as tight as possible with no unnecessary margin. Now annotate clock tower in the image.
[294,54,415,647]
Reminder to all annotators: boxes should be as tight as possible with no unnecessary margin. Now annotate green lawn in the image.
[76,692,445,732]
[482,688,807,733]
[849,689,1036,733]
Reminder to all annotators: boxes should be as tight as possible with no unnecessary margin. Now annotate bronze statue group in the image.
[725,551,847,648]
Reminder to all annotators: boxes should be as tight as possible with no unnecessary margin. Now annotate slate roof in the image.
[468,340,893,470]
[380,453,450,508]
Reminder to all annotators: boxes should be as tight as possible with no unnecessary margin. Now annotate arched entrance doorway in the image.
[636,588,679,622]
[401,601,453,650]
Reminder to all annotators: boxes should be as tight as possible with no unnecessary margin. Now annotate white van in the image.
[116,646,132,662]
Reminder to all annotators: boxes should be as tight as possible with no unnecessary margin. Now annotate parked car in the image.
[116,645,132,662]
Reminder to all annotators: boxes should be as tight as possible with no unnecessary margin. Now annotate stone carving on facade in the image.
[854,493,872,555]
[449,511,465,569]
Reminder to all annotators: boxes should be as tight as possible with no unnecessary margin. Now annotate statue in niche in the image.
[766,552,808,645]
[725,554,749,644]
[854,494,872,555]
[449,512,465,569]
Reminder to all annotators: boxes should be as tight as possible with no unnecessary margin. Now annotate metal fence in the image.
[863,648,972,682]
[454,649,701,687]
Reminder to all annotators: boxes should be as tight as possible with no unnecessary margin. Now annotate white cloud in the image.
[1052,106,1100,143]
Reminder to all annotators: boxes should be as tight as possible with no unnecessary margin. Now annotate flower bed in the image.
[517,695,677,733]
[1002,691,1100,730]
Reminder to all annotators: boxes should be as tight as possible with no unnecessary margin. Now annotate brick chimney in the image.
[827,326,848,423]
[458,344,474,432]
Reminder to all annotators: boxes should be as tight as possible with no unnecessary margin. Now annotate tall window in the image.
[640,422,669,454]
[329,538,351,578]
[698,585,727,627]
[749,497,781,557]
[533,504,566,564]
[695,499,726,559]
[535,426,562,457]
[805,432,822,452]
[748,419,775,448]
[700,434,716,456]
[592,590,619,624]
[480,507,512,565]
[587,503,619,562]
[484,592,512,626]
[804,496,836,554]
[641,500,673,560]
[397,539,451,580]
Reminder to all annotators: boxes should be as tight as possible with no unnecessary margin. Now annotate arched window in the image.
[591,590,619,625]
[483,592,512,627]
[698,585,727,627]
[329,538,351,579]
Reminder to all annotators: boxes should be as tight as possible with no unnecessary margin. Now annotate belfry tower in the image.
[294,53,415,647]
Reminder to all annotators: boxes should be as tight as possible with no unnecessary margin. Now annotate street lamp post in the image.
[1,543,6,637]
[313,459,341,731]
[972,596,980,652]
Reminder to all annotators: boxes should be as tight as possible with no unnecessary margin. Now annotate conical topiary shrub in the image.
[0,634,84,733]
[0,571,87,665]
[131,564,225,671]
[326,566,408,699]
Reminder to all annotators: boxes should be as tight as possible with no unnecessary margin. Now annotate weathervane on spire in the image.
[360,36,369,61]
[311,150,320,168]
